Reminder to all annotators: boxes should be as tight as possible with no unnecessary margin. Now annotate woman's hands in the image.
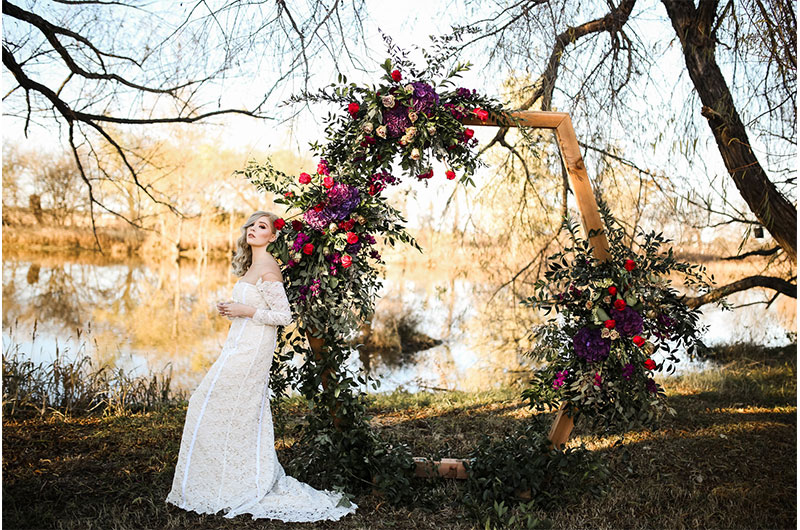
[216,302,256,319]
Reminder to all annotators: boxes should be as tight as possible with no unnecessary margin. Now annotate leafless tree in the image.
[3,0,368,246]
[452,0,795,305]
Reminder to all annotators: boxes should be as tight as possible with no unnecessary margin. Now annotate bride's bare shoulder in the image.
[259,261,283,283]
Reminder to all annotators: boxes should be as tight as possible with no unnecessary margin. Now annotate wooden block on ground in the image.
[413,457,468,479]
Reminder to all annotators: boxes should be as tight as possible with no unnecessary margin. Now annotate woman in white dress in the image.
[166,211,358,522]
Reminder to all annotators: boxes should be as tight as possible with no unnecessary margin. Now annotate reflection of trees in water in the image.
[2,255,236,390]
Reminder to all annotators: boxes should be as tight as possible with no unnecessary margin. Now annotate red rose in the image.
[303,243,314,255]
[299,172,311,184]
[323,176,334,189]
[473,108,489,122]
[464,128,475,139]
[604,319,616,329]
[644,358,656,370]
[391,69,402,82]
[346,231,358,244]
[614,299,626,311]
[341,254,352,268]
[418,169,433,179]
[347,102,360,118]
[284,192,294,198]
[624,259,636,271]
[291,220,303,231]
[313,203,324,212]
[445,170,456,180]
[633,336,646,347]
[273,218,285,230]
[608,286,617,295]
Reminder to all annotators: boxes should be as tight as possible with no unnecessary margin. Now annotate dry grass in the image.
[2,343,795,530]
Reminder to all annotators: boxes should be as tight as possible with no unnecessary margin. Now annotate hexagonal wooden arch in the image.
[305,110,612,482]
[412,110,612,480]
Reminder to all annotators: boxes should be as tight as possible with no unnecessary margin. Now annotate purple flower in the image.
[573,327,611,363]
[456,87,477,100]
[622,363,634,381]
[292,232,310,252]
[411,82,440,115]
[326,183,360,220]
[303,184,361,230]
[346,241,362,254]
[552,369,569,389]
[369,250,381,260]
[443,103,467,120]
[384,104,410,137]
[310,279,321,297]
[611,307,644,337]
[646,378,659,394]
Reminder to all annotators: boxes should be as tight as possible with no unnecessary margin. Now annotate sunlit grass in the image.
[3,342,795,529]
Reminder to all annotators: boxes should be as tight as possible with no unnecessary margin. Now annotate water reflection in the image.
[2,252,795,394]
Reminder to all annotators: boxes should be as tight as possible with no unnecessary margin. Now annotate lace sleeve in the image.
[252,280,293,326]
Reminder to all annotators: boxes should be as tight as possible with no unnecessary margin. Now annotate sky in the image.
[2,0,792,240]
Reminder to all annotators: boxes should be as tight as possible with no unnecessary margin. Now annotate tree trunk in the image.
[661,0,797,261]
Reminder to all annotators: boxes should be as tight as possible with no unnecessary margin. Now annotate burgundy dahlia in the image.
[384,104,411,137]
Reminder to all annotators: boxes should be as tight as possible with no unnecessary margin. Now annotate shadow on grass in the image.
[3,345,796,530]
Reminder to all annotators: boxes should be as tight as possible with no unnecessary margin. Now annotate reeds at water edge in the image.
[2,322,185,419]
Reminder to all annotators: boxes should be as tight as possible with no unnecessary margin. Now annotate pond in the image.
[2,252,795,394]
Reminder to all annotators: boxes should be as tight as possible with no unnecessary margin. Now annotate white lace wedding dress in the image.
[166,278,358,522]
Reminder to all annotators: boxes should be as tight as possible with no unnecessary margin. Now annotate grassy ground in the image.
[3,345,796,530]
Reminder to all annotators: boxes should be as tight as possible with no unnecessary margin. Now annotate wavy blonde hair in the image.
[231,211,281,277]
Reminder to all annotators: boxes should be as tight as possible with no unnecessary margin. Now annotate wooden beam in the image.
[413,457,469,479]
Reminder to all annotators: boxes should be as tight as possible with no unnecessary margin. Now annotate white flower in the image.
[405,126,417,139]
[408,111,418,123]
[376,125,387,138]
[427,124,436,135]
[610,329,620,340]
[381,95,396,109]
[361,122,374,134]
[399,137,409,146]
[404,84,414,93]
[328,222,338,232]
[410,148,421,160]
[293,252,302,261]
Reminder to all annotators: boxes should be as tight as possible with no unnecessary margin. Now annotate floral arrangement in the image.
[522,205,712,432]
[240,58,507,333]
[236,55,508,496]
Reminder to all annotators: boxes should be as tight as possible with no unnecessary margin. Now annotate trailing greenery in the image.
[463,416,609,508]
[236,49,510,498]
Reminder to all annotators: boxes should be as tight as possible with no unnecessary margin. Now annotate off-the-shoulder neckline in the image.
[237,278,284,286]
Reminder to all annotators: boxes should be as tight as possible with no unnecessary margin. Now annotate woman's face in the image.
[246,216,276,247]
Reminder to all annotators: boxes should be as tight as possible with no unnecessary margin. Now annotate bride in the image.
[166,211,358,522]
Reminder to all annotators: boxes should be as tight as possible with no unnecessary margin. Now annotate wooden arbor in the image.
[305,110,612,480]
[418,110,612,478]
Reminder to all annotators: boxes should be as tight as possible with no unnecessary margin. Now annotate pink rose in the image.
[299,172,311,184]
[341,254,352,268]
[473,108,489,121]
[323,176,334,189]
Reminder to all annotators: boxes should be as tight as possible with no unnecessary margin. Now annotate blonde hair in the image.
[231,211,281,277]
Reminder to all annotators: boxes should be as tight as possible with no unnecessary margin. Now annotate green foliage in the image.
[235,49,513,500]
[464,417,609,520]
[522,200,713,432]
